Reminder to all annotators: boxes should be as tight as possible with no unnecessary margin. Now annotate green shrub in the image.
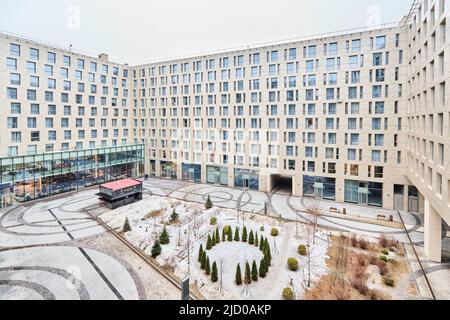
[151,240,161,258]
[287,258,299,271]
[122,217,132,233]
[297,244,307,256]
[270,228,279,237]
[170,209,178,222]
[235,264,242,285]
[383,276,395,287]
[211,262,218,283]
[282,287,294,300]
[260,226,265,232]
[205,195,213,209]
[379,255,388,263]
[159,226,170,245]
[210,217,217,225]
[381,248,389,255]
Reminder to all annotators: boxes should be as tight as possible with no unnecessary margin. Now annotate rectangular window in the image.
[10,43,20,56]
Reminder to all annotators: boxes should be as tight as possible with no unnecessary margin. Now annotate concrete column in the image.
[424,199,442,263]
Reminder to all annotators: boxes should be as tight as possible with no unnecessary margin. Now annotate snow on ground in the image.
[99,195,330,300]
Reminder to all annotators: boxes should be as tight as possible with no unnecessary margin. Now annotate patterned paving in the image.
[0,189,146,300]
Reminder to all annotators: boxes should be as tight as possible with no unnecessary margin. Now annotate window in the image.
[30,48,39,60]
[44,65,53,76]
[10,102,21,114]
[10,43,20,56]
[48,52,56,64]
[26,61,36,73]
[373,53,382,66]
[63,55,71,66]
[352,39,361,52]
[376,36,386,49]
[30,76,39,87]
[6,58,17,71]
[7,87,17,99]
[10,73,20,85]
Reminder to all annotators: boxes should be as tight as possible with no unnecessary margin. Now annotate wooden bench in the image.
[377,214,394,222]
[330,207,340,214]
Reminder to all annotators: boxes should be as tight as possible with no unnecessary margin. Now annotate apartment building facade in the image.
[406,0,450,262]
[0,0,448,261]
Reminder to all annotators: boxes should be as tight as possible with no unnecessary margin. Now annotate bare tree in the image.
[306,196,322,244]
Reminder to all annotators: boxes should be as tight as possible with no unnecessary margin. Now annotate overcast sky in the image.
[0,0,412,64]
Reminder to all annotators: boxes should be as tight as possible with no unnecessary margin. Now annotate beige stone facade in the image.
[0,0,448,260]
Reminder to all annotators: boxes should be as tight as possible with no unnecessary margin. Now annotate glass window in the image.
[376,36,386,49]
[30,48,39,60]
[10,73,20,85]
[48,52,56,64]
[6,58,17,71]
[10,43,20,56]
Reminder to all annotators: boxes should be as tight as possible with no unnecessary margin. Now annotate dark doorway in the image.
[272,175,293,195]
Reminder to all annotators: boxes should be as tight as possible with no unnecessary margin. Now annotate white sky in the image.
[0,0,412,65]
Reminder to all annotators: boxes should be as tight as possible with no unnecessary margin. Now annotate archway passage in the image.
[271,175,293,195]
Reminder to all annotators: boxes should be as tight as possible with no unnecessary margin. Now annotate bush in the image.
[198,244,203,263]
[234,227,240,241]
[379,255,388,263]
[122,217,132,233]
[235,264,242,285]
[287,258,299,271]
[282,287,294,300]
[259,259,267,278]
[248,230,255,245]
[351,276,369,296]
[211,262,218,283]
[159,226,170,245]
[270,228,279,237]
[359,239,369,250]
[244,262,252,284]
[170,209,178,222]
[210,217,217,225]
[260,226,265,232]
[251,261,258,282]
[215,228,220,244]
[242,226,248,242]
[383,276,395,287]
[205,195,213,209]
[297,244,307,256]
[206,234,212,250]
[381,248,389,255]
[151,240,161,258]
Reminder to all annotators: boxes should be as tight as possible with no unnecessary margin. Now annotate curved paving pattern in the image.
[0,189,146,300]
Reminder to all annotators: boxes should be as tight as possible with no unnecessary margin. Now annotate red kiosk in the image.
[98,178,143,209]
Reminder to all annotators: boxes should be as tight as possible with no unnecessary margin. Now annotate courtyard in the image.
[0,176,449,300]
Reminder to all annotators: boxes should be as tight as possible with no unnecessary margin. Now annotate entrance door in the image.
[314,182,324,199]
[188,168,195,181]
[243,178,250,189]
[358,183,369,206]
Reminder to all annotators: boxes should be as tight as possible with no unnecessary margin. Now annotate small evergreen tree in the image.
[159,226,170,245]
[244,261,251,284]
[211,232,216,247]
[242,226,248,242]
[254,232,259,247]
[151,240,161,258]
[259,258,267,278]
[251,260,258,282]
[264,240,272,266]
[206,234,212,250]
[201,251,207,269]
[205,257,211,275]
[235,264,242,285]
[170,209,178,222]
[249,230,255,245]
[215,228,220,244]
[211,262,218,283]
[198,244,204,263]
[205,195,213,209]
[122,217,132,233]
[259,236,265,251]
[227,227,233,241]
[234,227,240,241]
[222,228,226,242]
